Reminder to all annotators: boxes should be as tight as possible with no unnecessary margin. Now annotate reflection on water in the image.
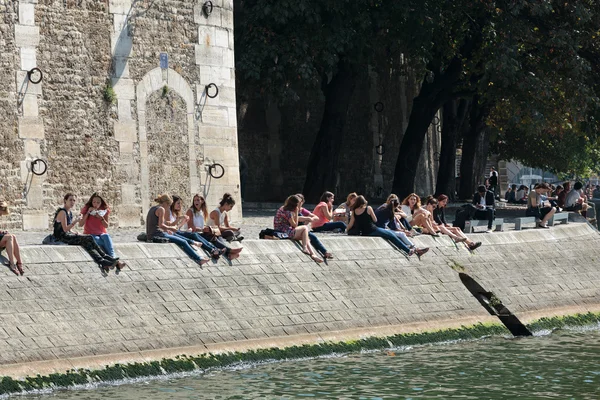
[25,328,600,399]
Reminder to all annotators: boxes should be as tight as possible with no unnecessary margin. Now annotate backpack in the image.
[259,228,289,240]
[453,204,478,230]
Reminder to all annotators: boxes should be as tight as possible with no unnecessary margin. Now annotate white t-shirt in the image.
[565,189,582,208]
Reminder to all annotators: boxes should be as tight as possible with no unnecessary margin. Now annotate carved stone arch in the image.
[136,68,199,218]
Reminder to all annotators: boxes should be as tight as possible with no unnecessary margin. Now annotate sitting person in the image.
[526,183,556,228]
[593,185,600,200]
[0,201,24,275]
[209,193,243,242]
[472,185,495,231]
[274,195,325,262]
[294,194,334,259]
[416,196,481,250]
[505,184,517,203]
[401,193,422,223]
[336,192,357,225]
[146,194,209,266]
[375,195,428,256]
[515,185,528,204]
[557,182,570,208]
[171,195,242,260]
[564,181,590,217]
[54,193,118,271]
[347,195,424,256]
[311,191,347,233]
[79,193,125,270]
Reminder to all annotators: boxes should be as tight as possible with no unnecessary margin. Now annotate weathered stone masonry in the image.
[0,0,241,230]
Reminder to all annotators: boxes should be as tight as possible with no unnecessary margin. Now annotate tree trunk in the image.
[458,97,489,199]
[302,59,357,202]
[434,99,469,200]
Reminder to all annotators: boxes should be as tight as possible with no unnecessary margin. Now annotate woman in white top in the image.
[209,193,243,242]
[401,193,424,223]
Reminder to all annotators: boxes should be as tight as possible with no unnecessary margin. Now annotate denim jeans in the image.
[368,227,410,254]
[391,230,414,248]
[154,231,201,262]
[91,233,116,258]
[308,232,328,256]
[312,221,347,233]
[176,231,217,253]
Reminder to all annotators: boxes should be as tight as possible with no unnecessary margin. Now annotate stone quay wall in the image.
[0,223,599,378]
[0,0,240,231]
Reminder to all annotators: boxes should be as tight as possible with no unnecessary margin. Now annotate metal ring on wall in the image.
[31,158,47,176]
[208,163,225,179]
[202,1,213,16]
[205,83,219,98]
[375,144,385,155]
[433,115,440,125]
[374,102,384,113]
[28,68,43,84]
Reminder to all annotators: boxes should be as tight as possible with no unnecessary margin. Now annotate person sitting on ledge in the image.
[416,196,482,250]
[79,193,125,270]
[311,191,347,233]
[54,193,118,272]
[348,195,426,257]
[171,195,241,260]
[505,184,518,203]
[185,193,243,260]
[0,201,24,275]
[146,194,209,267]
[375,194,429,256]
[400,193,422,225]
[209,193,243,242]
[564,181,591,217]
[274,195,326,262]
[526,183,556,229]
[434,194,481,249]
[337,192,357,225]
[472,185,495,232]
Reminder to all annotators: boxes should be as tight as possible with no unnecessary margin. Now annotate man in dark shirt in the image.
[489,167,499,199]
[472,185,495,231]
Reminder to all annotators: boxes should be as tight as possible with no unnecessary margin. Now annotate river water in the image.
[24,327,600,399]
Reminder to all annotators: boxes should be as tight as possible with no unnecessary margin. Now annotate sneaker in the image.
[468,242,482,251]
[485,228,493,233]
[415,247,429,257]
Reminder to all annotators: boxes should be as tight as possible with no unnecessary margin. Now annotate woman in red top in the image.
[79,193,125,270]
[311,191,347,233]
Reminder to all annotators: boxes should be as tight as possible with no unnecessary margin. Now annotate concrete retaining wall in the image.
[0,223,599,377]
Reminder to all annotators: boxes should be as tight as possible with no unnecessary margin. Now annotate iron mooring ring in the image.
[375,144,385,155]
[31,158,47,176]
[202,1,213,16]
[205,83,219,98]
[28,68,43,84]
[208,163,225,179]
[374,102,384,113]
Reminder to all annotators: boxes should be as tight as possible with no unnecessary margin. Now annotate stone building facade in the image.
[0,0,240,230]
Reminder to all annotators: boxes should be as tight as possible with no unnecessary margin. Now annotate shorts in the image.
[564,203,583,212]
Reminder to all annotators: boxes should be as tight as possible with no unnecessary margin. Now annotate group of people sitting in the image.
[269,191,483,263]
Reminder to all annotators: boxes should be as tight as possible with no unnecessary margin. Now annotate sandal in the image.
[8,262,19,276]
[415,247,429,257]
[16,262,24,276]
[323,252,334,259]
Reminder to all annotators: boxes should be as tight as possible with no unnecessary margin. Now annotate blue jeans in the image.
[155,231,201,262]
[312,221,347,233]
[91,233,116,258]
[308,232,328,256]
[176,231,217,253]
[368,227,410,254]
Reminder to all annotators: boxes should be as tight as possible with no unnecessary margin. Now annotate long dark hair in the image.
[219,193,235,207]
[84,192,108,210]
[191,193,208,220]
[170,195,182,217]
[319,191,334,203]
[351,195,368,211]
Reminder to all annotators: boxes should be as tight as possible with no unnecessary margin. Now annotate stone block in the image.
[119,141,133,155]
[18,117,44,139]
[195,45,223,67]
[223,49,235,68]
[113,121,137,142]
[198,26,215,47]
[115,205,142,227]
[111,77,135,100]
[117,98,132,120]
[113,243,147,259]
[221,9,234,29]
[111,32,133,58]
[121,184,137,204]
[19,3,35,26]
[138,243,185,259]
[109,0,132,15]
[194,4,222,25]
[21,93,39,117]
[43,246,90,263]
[200,106,228,126]
[113,56,130,79]
[20,47,37,71]
[215,27,229,48]
[21,212,48,230]
[23,140,41,158]
[14,25,39,47]
[26,183,43,208]
[228,106,237,127]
